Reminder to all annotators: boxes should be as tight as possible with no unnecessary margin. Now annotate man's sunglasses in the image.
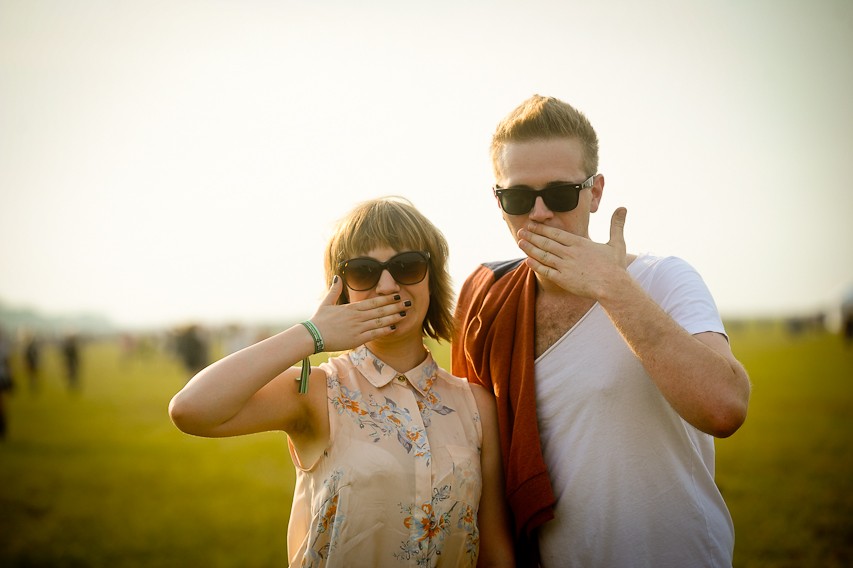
[337,251,430,291]
[493,175,595,215]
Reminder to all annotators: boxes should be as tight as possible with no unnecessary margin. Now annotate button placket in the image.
[393,373,432,551]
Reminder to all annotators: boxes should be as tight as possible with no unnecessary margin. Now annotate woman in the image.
[169,197,514,567]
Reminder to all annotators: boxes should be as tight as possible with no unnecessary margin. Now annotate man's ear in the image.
[589,174,605,213]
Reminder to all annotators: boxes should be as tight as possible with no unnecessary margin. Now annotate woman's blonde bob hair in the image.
[323,196,455,342]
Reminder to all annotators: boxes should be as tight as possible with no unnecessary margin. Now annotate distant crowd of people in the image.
[0,301,849,444]
[0,321,271,440]
[0,328,84,440]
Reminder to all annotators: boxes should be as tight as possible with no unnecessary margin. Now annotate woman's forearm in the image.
[168,324,316,434]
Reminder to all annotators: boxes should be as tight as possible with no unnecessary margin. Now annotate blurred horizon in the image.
[2,288,850,336]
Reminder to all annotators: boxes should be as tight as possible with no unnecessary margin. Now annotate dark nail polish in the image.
[404,300,412,307]
[390,325,397,330]
[400,311,407,317]
[394,294,401,301]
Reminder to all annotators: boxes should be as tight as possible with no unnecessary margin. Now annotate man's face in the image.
[494,137,603,245]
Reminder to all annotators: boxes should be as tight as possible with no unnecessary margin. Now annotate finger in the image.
[523,221,582,247]
[524,256,556,282]
[517,239,548,266]
[320,275,345,306]
[354,293,406,312]
[369,310,406,330]
[609,207,627,251]
[367,325,398,341]
[517,228,556,257]
[367,299,411,325]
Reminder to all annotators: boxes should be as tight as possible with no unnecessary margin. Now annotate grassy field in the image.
[716,323,852,567]
[0,324,851,567]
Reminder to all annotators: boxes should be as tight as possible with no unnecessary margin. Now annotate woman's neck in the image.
[365,334,428,374]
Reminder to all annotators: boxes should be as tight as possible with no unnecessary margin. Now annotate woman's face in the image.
[342,246,430,340]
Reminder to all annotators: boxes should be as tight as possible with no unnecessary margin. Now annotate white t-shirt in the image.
[536,254,734,568]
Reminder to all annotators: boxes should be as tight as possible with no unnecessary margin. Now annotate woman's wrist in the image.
[300,320,325,354]
[293,321,324,395]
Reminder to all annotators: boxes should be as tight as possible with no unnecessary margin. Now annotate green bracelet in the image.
[301,320,325,354]
[297,321,324,395]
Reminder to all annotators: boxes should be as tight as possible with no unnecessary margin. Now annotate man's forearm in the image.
[598,276,750,437]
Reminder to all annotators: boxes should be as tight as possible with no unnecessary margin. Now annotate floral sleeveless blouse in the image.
[287,345,483,567]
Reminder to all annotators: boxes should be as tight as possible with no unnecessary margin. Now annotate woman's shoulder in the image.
[463,381,494,406]
[434,366,493,409]
[433,364,471,389]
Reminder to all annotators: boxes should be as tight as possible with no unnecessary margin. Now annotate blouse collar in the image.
[349,344,438,397]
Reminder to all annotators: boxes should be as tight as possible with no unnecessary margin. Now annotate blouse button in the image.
[396,375,406,383]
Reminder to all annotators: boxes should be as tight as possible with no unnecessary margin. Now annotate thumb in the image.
[609,207,627,251]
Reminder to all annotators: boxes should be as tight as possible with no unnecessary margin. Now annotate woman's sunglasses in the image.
[493,175,595,215]
[337,251,430,291]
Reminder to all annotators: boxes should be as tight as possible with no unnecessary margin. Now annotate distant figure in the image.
[175,325,209,377]
[62,334,81,391]
[845,315,853,347]
[0,328,14,439]
[23,334,41,393]
[842,287,853,347]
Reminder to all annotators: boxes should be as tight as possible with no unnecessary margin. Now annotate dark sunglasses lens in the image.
[500,186,580,214]
[543,186,580,212]
[341,252,428,290]
[500,192,535,215]
[343,259,382,290]
[388,253,428,284]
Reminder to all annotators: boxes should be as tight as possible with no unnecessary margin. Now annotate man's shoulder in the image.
[480,258,526,281]
[457,258,526,306]
[630,253,701,282]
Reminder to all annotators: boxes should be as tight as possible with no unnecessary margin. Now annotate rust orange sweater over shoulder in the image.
[451,259,555,557]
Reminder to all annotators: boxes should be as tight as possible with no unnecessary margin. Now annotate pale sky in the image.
[2,0,852,330]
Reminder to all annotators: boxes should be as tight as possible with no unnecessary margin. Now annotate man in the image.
[452,95,751,567]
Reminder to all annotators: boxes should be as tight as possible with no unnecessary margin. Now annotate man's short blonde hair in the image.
[490,94,600,180]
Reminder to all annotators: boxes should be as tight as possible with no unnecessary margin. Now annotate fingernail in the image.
[394,294,401,300]
[404,300,412,307]
[333,275,339,284]
[390,325,397,330]
[400,311,407,317]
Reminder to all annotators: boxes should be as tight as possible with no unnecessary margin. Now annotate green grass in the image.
[1,341,293,567]
[717,323,853,567]
[1,326,851,566]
